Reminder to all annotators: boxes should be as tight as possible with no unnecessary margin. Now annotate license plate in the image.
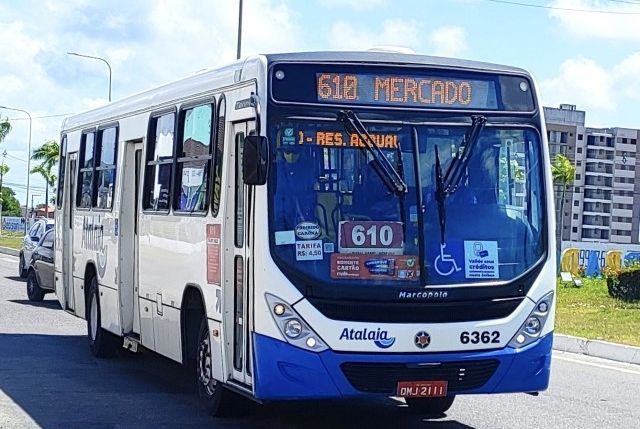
[397,381,448,398]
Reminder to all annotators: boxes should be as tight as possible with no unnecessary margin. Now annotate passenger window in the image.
[144,112,175,211]
[77,131,95,208]
[29,224,41,239]
[95,127,118,209]
[174,104,213,213]
[42,231,54,248]
[212,96,226,216]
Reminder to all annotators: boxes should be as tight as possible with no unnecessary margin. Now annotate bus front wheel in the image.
[196,317,237,417]
[405,396,456,416]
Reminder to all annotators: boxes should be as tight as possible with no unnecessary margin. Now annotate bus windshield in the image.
[268,116,545,292]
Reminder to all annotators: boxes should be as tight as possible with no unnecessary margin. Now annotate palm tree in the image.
[0,117,11,144]
[30,140,59,219]
[551,154,576,251]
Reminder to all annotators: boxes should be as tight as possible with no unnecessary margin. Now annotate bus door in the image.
[225,121,255,387]
[62,154,77,311]
[118,140,143,335]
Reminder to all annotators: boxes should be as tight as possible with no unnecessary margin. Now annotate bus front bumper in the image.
[252,332,552,400]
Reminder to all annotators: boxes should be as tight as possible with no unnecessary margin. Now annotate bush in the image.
[603,263,640,302]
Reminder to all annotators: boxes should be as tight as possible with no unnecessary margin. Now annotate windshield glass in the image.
[268,117,544,289]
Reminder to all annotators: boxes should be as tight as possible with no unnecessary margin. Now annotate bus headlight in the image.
[284,319,303,338]
[265,293,328,352]
[524,316,541,335]
[509,291,554,348]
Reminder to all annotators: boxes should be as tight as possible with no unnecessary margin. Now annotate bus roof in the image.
[61,51,531,132]
[264,51,529,75]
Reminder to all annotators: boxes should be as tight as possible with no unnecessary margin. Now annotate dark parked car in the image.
[19,218,54,278]
[26,229,55,302]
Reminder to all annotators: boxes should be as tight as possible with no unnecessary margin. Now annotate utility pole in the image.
[237,0,243,59]
[0,150,6,237]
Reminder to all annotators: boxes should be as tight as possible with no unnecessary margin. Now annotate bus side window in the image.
[143,112,176,212]
[77,131,96,209]
[212,95,226,216]
[95,126,118,210]
[173,103,214,213]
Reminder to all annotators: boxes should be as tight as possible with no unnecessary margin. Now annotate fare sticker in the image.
[296,240,323,261]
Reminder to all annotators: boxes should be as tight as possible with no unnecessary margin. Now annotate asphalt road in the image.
[1,254,639,429]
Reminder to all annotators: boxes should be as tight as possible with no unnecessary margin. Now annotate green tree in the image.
[30,139,59,219]
[551,154,576,250]
[0,117,11,144]
[1,186,22,216]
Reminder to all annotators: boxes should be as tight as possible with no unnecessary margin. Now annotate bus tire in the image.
[405,396,455,416]
[196,317,236,417]
[26,269,45,302]
[87,276,120,358]
[18,253,27,279]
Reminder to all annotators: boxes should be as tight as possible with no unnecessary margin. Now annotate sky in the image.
[1,0,640,205]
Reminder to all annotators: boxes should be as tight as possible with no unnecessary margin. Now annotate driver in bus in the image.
[275,143,317,229]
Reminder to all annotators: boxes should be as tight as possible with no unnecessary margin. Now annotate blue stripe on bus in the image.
[252,332,552,400]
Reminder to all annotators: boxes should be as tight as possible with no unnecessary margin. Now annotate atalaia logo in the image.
[339,327,396,349]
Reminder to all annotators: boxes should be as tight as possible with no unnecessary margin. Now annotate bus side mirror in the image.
[243,135,269,186]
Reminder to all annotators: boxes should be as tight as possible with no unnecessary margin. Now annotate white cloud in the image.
[0,0,302,203]
[549,0,640,40]
[427,26,467,58]
[540,57,614,110]
[540,53,640,127]
[322,0,388,11]
[328,19,418,51]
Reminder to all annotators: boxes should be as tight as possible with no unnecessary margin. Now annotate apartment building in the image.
[543,104,585,243]
[545,104,640,245]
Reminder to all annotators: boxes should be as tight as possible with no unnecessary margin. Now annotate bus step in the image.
[123,336,141,353]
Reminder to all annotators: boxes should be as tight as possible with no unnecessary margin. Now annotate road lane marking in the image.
[554,354,640,376]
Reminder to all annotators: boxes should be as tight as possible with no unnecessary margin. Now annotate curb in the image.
[554,334,640,365]
[0,246,19,257]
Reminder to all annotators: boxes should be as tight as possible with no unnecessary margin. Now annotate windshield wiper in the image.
[338,110,407,196]
[434,115,486,245]
[442,115,487,194]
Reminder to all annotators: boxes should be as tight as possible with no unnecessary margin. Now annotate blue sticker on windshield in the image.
[464,241,499,279]
[428,240,465,282]
[282,127,296,146]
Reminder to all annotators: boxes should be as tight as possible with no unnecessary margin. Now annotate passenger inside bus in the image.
[274,144,317,229]
[349,154,401,221]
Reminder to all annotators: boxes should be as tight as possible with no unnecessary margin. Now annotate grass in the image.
[556,277,640,347]
[0,230,24,250]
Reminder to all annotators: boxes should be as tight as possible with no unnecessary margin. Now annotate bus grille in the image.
[340,359,500,394]
[307,298,523,323]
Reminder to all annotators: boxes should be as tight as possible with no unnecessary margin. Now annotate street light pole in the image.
[237,0,243,60]
[0,105,32,235]
[0,150,6,237]
[67,52,112,102]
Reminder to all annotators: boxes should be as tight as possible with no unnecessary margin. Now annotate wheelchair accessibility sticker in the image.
[434,243,462,277]
[463,241,499,279]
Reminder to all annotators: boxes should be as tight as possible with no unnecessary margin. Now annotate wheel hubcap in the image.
[90,294,98,341]
[198,335,215,396]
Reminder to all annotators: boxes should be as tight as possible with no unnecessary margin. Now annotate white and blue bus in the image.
[55,51,555,416]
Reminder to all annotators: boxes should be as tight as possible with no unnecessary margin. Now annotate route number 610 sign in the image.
[338,221,404,255]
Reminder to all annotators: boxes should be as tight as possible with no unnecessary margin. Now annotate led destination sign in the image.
[270,63,536,112]
[316,73,497,109]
